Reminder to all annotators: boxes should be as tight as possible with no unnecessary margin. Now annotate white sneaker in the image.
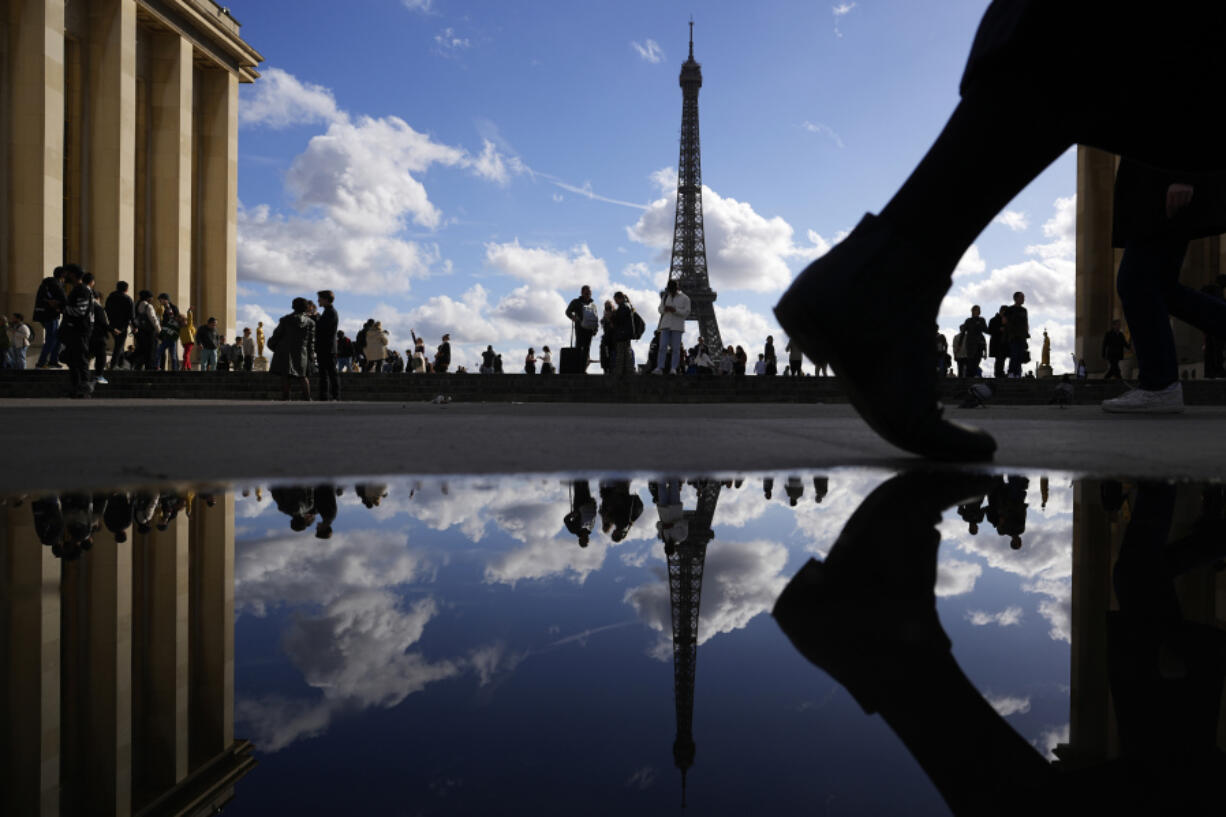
[651,368,663,375]
[95,375,109,385]
[1102,382,1184,414]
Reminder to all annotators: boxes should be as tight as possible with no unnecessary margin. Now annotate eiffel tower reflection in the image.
[653,477,722,807]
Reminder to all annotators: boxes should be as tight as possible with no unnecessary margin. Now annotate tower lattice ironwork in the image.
[669,22,724,358]
[667,478,722,807]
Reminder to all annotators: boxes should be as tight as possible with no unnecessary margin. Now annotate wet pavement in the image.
[3,468,1223,815]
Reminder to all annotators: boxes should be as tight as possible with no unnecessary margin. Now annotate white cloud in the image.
[1034,723,1069,760]
[631,39,665,64]
[714,304,779,353]
[402,0,434,12]
[994,210,1030,232]
[238,70,525,296]
[434,27,470,51]
[966,605,1024,627]
[624,538,790,659]
[954,244,986,277]
[552,192,564,203]
[986,693,1031,717]
[628,167,830,293]
[832,2,857,37]
[239,67,343,129]
[236,303,275,336]
[801,120,844,149]
[485,240,610,291]
[1025,196,1076,262]
[934,558,982,597]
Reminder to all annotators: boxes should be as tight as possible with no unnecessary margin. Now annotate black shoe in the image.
[772,471,994,713]
[774,213,995,462]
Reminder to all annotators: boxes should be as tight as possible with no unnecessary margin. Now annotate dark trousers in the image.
[993,355,1005,378]
[1007,339,1025,377]
[1104,359,1123,379]
[318,352,340,400]
[575,328,594,371]
[91,340,107,374]
[243,354,254,372]
[1117,236,1226,391]
[61,332,92,396]
[133,330,157,370]
[36,317,60,366]
[109,329,128,368]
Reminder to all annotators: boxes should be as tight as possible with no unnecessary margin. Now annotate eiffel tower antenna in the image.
[667,479,722,808]
[669,20,724,359]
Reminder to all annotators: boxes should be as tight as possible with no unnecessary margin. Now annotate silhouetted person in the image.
[1104,159,1226,412]
[58,265,94,398]
[563,480,597,547]
[104,281,135,369]
[763,477,774,501]
[315,290,340,401]
[269,297,316,401]
[1101,319,1130,379]
[565,285,598,372]
[773,2,1226,460]
[33,266,67,368]
[957,494,986,535]
[32,495,64,548]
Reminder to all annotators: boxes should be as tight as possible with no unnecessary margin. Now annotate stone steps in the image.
[5,369,1221,404]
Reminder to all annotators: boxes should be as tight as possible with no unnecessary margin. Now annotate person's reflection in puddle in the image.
[651,478,687,557]
[774,472,1225,815]
[314,483,339,539]
[270,484,316,531]
[986,475,1028,550]
[599,479,644,543]
[564,479,597,547]
[31,492,95,560]
[103,489,132,542]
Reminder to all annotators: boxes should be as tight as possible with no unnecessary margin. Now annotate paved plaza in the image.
[5,400,1226,493]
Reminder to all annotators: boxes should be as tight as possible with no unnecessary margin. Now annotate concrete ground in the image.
[3,400,1225,492]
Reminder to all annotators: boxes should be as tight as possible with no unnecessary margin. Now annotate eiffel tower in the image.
[665,478,722,807]
[669,22,724,359]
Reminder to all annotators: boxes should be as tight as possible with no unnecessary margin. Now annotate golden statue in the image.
[1041,329,1051,368]
[256,321,266,358]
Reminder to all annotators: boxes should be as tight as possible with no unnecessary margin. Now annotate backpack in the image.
[580,302,599,332]
[631,309,646,340]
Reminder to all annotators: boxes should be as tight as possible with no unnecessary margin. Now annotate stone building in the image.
[1,0,262,346]
[1076,146,1223,379]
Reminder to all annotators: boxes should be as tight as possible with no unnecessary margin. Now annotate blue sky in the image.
[231,0,1078,372]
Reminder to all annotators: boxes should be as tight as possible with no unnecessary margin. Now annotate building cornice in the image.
[138,0,264,83]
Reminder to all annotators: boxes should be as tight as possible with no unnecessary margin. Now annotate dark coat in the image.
[196,325,220,350]
[960,315,989,358]
[1102,329,1130,362]
[60,284,94,339]
[33,276,67,322]
[612,303,634,342]
[105,291,135,332]
[1112,158,1226,247]
[1003,305,1029,342]
[987,314,1006,358]
[435,341,450,367]
[90,301,111,346]
[315,305,339,355]
[269,312,316,377]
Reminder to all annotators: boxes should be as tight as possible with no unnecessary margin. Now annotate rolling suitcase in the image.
[559,346,585,374]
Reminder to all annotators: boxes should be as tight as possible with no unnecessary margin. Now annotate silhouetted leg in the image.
[1117,239,1189,390]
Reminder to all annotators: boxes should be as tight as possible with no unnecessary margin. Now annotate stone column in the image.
[189,493,235,768]
[85,0,136,291]
[1075,146,1119,375]
[3,0,65,332]
[194,68,238,337]
[131,518,190,808]
[149,31,192,308]
[62,536,133,816]
[1,508,62,817]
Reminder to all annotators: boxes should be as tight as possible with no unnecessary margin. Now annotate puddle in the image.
[2,470,1223,815]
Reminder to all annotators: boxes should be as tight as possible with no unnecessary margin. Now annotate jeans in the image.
[243,354,254,372]
[36,317,59,366]
[1117,236,1226,391]
[656,328,683,372]
[200,348,218,370]
[156,337,179,370]
[9,346,27,369]
[613,341,633,378]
